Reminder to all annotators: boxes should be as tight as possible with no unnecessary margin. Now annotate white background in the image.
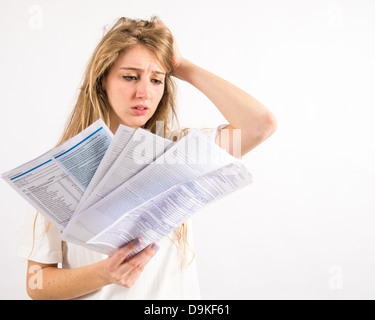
[1,0,374,300]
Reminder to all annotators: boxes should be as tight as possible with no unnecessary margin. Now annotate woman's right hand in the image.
[102,238,159,288]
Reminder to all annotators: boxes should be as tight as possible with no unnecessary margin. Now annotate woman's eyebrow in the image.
[119,67,165,75]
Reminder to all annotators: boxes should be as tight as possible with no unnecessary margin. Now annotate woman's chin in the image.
[121,116,149,130]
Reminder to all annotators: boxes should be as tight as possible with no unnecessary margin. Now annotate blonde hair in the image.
[60,16,178,138]
[31,17,193,267]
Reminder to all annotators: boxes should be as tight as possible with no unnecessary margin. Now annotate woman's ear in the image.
[101,76,107,91]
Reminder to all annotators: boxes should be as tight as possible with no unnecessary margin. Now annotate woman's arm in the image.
[26,239,159,300]
[174,60,277,157]
[167,30,277,158]
[26,260,109,300]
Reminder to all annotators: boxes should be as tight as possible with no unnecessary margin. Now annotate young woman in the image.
[20,17,277,300]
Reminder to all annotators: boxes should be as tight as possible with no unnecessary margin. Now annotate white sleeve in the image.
[17,205,63,264]
[166,124,228,142]
[197,124,229,141]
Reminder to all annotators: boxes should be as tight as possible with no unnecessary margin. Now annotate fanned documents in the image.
[2,119,253,256]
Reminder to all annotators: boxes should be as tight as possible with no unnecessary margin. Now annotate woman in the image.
[20,17,277,300]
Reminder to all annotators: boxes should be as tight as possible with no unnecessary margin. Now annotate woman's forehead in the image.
[114,44,166,73]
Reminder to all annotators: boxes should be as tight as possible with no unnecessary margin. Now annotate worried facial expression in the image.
[103,44,166,133]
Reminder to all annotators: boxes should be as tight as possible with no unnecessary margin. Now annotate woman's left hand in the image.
[170,36,188,79]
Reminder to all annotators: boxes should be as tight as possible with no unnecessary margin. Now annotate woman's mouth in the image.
[131,105,149,116]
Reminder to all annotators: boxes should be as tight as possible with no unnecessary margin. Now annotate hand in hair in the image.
[154,20,187,79]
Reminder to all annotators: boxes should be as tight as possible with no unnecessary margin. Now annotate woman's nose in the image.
[135,80,151,99]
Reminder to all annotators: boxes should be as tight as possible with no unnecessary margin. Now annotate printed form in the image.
[75,128,175,214]
[87,161,252,256]
[73,124,136,215]
[1,119,113,230]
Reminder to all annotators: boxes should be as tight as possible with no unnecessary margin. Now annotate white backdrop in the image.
[1,0,374,300]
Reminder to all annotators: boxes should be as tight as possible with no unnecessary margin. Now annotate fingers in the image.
[106,239,160,288]
[117,242,159,275]
[109,238,143,268]
[116,243,159,287]
[126,242,159,268]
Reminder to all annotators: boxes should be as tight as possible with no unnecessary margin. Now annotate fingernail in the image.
[134,239,141,245]
[151,244,159,251]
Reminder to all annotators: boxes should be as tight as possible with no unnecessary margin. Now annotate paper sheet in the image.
[87,161,252,256]
[1,119,113,230]
[75,127,174,215]
[73,124,135,215]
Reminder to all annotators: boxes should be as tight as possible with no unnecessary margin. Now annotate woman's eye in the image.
[152,79,163,85]
[123,76,137,81]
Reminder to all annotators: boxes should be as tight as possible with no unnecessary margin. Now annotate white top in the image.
[17,125,226,300]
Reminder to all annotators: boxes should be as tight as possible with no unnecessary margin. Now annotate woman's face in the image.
[103,44,166,133]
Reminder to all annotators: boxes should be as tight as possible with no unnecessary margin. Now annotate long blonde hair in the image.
[60,16,178,139]
[32,17,193,267]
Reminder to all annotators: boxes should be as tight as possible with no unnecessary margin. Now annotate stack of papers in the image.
[2,119,253,256]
